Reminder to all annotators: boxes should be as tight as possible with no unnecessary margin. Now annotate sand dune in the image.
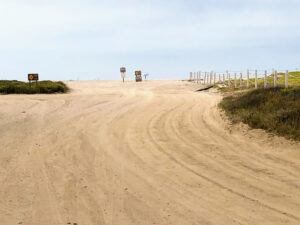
[0,81,299,225]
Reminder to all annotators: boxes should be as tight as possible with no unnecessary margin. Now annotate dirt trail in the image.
[0,81,299,225]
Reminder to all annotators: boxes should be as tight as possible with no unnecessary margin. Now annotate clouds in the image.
[0,0,299,80]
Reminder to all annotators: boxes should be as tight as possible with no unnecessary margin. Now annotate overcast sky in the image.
[0,0,299,80]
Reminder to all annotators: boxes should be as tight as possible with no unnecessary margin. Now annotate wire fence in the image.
[189,69,300,89]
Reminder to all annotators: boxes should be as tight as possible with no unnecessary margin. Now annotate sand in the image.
[0,80,299,225]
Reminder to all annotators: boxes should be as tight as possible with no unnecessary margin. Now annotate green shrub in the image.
[219,87,300,141]
[0,80,69,94]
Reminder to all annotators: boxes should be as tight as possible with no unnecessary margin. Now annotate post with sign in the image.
[120,67,126,83]
[28,73,39,86]
[144,73,149,81]
[135,70,142,82]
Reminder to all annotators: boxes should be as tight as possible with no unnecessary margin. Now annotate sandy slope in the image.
[0,81,299,225]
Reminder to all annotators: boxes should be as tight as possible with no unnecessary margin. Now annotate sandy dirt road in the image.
[0,81,299,225]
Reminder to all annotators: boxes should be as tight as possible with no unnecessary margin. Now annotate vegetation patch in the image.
[219,87,300,141]
[0,80,69,94]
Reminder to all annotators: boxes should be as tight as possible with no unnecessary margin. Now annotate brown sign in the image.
[28,74,39,81]
[135,70,142,76]
[120,67,126,73]
[135,70,142,82]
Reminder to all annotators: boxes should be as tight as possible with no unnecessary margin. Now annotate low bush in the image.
[219,87,300,141]
[0,80,69,94]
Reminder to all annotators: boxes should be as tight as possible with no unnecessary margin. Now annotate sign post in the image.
[120,67,126,83]
[28,73,39,86]
[143,73,149,80]
[135,70,142,82]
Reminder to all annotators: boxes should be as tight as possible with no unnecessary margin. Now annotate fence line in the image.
[188,69,299,89]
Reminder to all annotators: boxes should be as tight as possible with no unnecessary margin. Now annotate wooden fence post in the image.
[274,70,278,87]
[247,69,250,88]
[264,70,267,88]
[285,70,289,88]
[272,69,276,87]
[207,72,209,84]
[214,72,216,84]
[199,71,201,84]
[234,73,237,88]
[199,71,201,83]
[272,69,275,87]
[240,72,243,87]
[226,71,230,87]
[255,70,258,89]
